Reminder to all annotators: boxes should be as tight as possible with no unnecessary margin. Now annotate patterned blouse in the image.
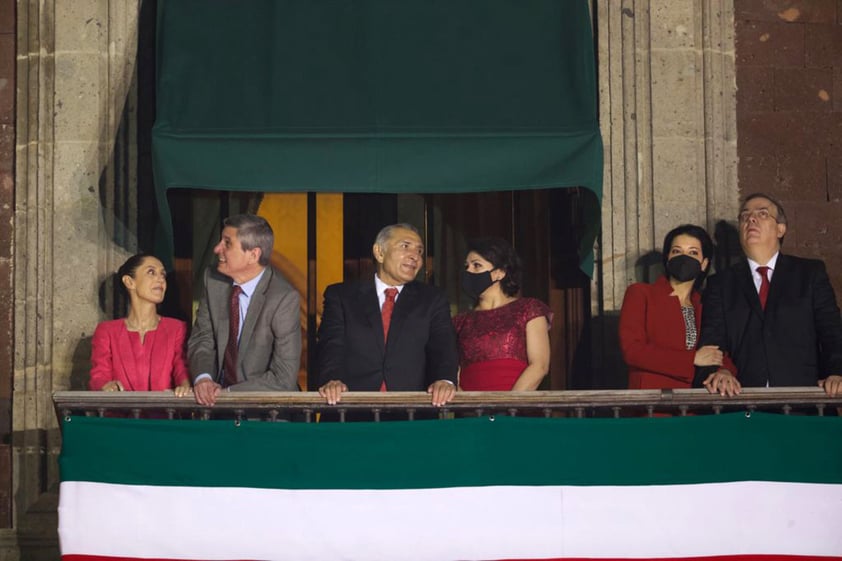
[681,305,697,350]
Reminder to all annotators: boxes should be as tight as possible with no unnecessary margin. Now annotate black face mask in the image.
[666,254,702,282]
[461,270,496,299]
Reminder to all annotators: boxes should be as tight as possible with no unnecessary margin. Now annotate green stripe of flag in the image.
[59,413,842,489]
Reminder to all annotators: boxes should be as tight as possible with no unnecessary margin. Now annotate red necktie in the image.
[223,285,243,387]
[380,287,398,391]
[757,266,770,310]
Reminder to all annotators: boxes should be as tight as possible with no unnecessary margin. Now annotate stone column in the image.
[10,1,140,558]
[593,0,739,386]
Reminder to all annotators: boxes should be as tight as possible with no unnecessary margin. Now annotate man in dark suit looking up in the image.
[188,214,301,406]
[316,223,458,407]
[694,193,842,397]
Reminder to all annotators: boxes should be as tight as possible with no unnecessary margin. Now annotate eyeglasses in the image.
[738,208,779,223]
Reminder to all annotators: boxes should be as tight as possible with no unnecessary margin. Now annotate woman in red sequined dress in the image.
[453,238,552,391]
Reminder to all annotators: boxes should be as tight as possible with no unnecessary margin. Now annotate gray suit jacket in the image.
[188,266,301,391]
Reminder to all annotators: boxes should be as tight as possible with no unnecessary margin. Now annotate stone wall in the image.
[735,0,842,295]
[598,0,738,311]
[0,0,14,531]
[6,1,142,558]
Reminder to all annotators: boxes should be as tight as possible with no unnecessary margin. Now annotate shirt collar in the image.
[747,251,780,273]
[235,267,266,298]
[374,274,404,297]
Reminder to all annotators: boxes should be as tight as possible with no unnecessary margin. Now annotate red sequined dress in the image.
[453,298,552,390]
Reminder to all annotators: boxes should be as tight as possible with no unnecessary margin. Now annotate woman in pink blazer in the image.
[619,225,725,389]
[89,254,192,394]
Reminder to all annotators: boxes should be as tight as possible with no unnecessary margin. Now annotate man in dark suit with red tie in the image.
[694,193,842,397]
[316,223,458,407]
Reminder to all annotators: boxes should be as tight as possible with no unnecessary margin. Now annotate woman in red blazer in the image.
[619,225,724,389]
[89,254,192,394]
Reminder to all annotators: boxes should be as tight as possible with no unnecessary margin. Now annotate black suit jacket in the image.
[315,279,459,391]
[694,254,842,387]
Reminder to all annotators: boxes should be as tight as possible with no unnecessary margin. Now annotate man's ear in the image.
[372,243,384,263]
[776,222,787,240]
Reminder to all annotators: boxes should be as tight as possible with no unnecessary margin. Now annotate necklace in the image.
[125,316,161,333]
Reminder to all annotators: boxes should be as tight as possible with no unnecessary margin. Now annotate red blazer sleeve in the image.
[89,321,117,390]
[149,318,191,390]
[619,282,697,382]
[169,319,190,387]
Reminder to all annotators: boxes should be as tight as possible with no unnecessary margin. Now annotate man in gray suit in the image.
[188,214,301,406]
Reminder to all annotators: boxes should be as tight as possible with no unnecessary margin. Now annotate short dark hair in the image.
[740,192,787,225]
[661,224,714,286]
[224,214,274,266]
[116,253,159,298]
[465,237,522,297]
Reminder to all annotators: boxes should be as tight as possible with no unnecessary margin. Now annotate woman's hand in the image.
[174,380,193,397]
[101,381,124,392]
[693,345,723,367]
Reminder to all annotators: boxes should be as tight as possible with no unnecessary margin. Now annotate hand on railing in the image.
[100,381,124,392]
[701,369,741,397]
[818,375,842,397]
[318,380,349,405]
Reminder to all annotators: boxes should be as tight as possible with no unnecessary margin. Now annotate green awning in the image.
[153,0,602,274]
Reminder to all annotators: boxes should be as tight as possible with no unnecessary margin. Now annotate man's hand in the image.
[319,380,349,405]
[427,380,456,407]
[818,375,842,397]
[193,379,222,406]
[101,380,124,392]
[694,345,724,367]
[701,369,742,397]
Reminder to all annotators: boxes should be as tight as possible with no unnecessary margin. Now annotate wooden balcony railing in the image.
[53,387,842,422]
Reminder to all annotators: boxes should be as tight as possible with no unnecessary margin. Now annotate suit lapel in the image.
[359,280,386,355]
[237,268,271,369]
[208,269,233,371]
[736,260,764,318]
[387,281,418,350]
[764,253,789,312]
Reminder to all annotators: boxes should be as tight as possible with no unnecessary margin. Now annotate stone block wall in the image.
[597,1,738,311]
[0,0,13,530]
[735,0,842,294]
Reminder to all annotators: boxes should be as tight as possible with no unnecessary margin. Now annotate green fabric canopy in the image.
[153,0,602,274]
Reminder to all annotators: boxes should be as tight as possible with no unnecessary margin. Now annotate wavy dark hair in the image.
[661,224,714,287]
[465,237,522,297]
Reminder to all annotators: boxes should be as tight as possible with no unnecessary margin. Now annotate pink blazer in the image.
[89,317,190,391]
